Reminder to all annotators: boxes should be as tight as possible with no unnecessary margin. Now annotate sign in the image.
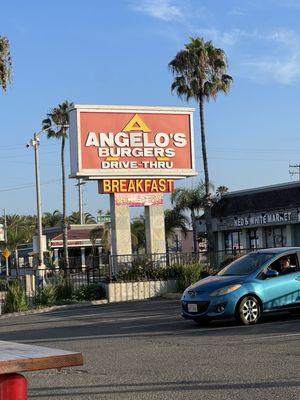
[216,209,300,230]
[114,193,163,207]
[98,179,174,194]
[234,212,292,228]
[0,225,4,242]
[97,215,111,223]
[69,105,197,179]
[33,235,47,254]
[2,248,11,259]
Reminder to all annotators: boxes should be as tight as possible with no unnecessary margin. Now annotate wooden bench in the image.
[0,340,83,400]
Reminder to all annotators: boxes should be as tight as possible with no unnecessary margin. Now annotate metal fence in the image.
[3,248,261,284]
[0,248,266,313]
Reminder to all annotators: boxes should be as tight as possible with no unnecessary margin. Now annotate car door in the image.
[259,253,300,310]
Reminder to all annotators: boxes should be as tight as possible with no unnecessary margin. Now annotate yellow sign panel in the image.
[2,248,11,259]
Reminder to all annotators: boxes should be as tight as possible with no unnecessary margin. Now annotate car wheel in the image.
[237,296,261,325]
[193,317,211,326]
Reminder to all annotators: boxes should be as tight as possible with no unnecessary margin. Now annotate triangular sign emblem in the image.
[123,114,151,132]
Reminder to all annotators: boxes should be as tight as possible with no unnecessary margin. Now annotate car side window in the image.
[268,254,298,276]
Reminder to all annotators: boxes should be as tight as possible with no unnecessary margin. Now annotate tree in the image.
[68,211,96,225]
[90,224,110,254]
[164,208,189,253]
[0,36,12,92]
[42,101,73,271]
[215,185,229,201]
[131,217,146,253]
[169,37,232,260]
[171,183,206,252]
[43,210,62,228]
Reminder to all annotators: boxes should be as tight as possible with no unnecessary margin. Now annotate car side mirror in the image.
[266,269,279,279]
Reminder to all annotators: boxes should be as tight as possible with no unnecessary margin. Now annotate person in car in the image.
[279,257,296,275]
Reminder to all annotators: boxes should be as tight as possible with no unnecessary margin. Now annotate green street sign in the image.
[97,215,111,223]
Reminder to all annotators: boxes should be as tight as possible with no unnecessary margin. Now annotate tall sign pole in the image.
[3,209,8,276]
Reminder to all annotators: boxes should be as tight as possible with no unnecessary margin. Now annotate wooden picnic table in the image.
[0,340,83,400]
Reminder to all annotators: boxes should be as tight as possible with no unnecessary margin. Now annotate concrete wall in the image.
[101,280,178,303]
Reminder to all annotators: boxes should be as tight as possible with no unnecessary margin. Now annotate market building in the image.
[211,181,300,256]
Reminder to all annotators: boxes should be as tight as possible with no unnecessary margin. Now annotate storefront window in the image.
[248,229,259,249]
[224,231,241,253]
[265,226,287,248]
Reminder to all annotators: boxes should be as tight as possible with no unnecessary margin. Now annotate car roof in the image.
[253,247,300,254]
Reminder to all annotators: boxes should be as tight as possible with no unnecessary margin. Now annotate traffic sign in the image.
[2,248,11,259]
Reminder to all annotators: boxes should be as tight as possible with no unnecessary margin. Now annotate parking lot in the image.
[0,299,299,399]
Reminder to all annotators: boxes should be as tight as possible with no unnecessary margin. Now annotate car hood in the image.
[187,275,246,293]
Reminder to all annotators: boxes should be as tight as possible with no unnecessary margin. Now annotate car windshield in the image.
[217,253,275,276]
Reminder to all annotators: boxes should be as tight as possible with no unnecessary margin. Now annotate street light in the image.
[27,125,68,268]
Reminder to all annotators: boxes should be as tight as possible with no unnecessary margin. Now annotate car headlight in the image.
[210,284,242,297]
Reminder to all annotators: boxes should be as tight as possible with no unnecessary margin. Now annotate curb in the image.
[161,292,182,300]
[0,299,108,319]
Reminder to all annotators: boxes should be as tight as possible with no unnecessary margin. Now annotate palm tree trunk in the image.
[61,137,69,274]
[199,96,214,263]
[191,211,198,253]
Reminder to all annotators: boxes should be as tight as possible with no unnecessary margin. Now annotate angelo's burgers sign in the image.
[69,105,196,179]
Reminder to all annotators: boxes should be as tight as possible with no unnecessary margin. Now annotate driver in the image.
[279,257,296,275]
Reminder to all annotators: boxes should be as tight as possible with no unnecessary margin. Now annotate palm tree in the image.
[0,36,12,92]
[171,183,206,252]
[164,208,189,253]
[131,217,146,253]
[68,211,96,225]
[43,210,62,228]
[42,100,73,271]
[90,223,111,254]
[215,185,229,201]
[169,37,232,259]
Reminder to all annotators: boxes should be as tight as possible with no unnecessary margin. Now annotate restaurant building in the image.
[211,181,300,253]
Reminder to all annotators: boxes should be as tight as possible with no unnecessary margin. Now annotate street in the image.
[0,299,299,400]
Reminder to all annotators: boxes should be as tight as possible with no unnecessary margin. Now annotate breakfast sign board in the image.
[68,105,196,180]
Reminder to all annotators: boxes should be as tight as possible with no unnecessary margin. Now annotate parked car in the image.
[181,247,300,325]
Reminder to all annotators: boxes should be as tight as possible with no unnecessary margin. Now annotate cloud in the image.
[227,7,247,16]
[240,29,300,84]
[194,28,243,48]
[242,57,300,84]
[196,27,300,85]
[131,0,183,21]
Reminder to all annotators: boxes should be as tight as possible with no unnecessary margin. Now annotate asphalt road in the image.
[0,299,299,400]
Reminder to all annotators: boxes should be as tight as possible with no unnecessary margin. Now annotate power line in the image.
[0,179,60,193]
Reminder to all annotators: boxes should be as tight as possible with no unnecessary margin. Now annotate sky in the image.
[1,0,300,217]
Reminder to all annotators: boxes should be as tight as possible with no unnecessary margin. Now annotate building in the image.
[46,224,103,267]
[211,181,300,255]
[17,224,104,268]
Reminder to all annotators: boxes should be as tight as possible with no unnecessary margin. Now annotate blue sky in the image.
[1,0,300,216]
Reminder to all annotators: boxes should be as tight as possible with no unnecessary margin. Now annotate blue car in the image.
[181,247,300,325]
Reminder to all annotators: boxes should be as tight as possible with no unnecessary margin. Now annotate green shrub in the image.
[0,279,7,292]
[74,284,105,301]
[33,284,57,307]
[115,261,204,290]
[4,280,28,313]
[176,263,204,292]
[56,280,74,301]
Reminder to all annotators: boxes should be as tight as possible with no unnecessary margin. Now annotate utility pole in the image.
[33,133,44,267]
[75,179,85,224]
[289,164,300,180]
[3,209,8,276]
[27,125,69,268]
